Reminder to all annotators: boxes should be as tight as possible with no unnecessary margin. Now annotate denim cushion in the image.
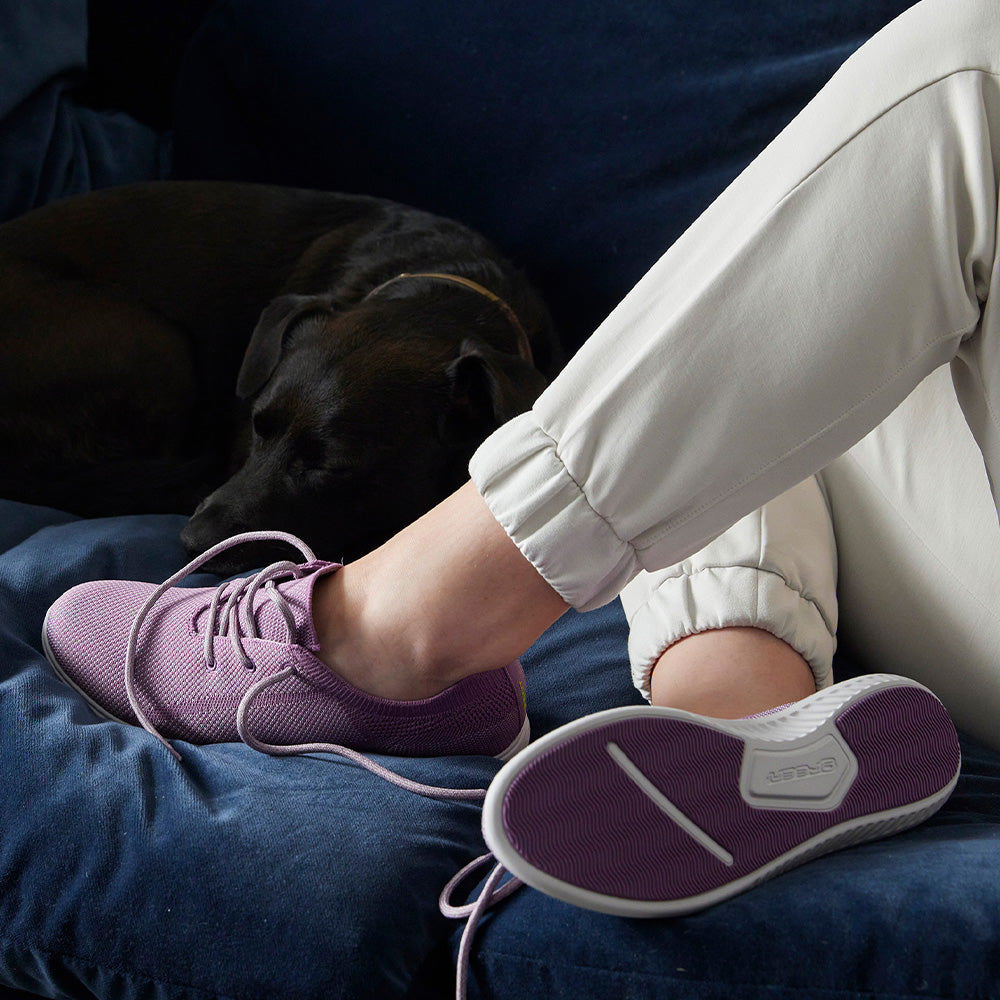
[0,505,635,999]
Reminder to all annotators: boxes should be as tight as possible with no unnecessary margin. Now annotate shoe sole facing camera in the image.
[482,673,961,917]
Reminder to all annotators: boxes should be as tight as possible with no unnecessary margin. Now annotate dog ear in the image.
[237,294,330,399]
[444,337,547,444]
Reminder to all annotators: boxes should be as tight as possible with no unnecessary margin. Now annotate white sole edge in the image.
[482,674,961,917]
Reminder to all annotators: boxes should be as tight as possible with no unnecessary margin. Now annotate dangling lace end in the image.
[439,855,523,1000]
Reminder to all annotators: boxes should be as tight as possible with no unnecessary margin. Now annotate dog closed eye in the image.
[251,411,284,441]
[250,411,356,479]
[288,435,334,476]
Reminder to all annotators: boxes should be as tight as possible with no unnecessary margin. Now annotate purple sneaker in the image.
[43,531,529,766]
[481,674,960,917]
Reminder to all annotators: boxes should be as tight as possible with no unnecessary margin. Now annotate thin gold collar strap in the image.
[364,271,533,366]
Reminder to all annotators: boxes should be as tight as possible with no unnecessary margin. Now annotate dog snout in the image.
[182,508,288,576]
[181,502,240,558]
[182,474,317,575]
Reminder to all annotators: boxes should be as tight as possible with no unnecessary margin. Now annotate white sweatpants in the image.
[469,0,1000,749]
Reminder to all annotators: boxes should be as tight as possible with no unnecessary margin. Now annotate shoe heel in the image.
[496,716,531,762]
[832,681,961,817]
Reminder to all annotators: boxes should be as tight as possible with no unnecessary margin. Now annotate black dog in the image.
[0,181,558,573]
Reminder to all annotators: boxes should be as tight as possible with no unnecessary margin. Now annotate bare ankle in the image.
[311,565,458,701]
[309,481,568,701]
[649,627,817,718]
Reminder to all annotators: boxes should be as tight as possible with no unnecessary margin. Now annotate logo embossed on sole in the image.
[741,733,858,810]
[767,757,839,785]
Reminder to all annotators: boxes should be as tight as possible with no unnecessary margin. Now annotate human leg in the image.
[822,365,1000,750]
[471,0,1000,612]
[641,288,1000,746]
[319,0,1000,703]
[646,628,816,715]
[312,480,568,701]
[621,476,837,716]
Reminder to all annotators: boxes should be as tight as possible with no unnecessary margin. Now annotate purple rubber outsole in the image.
[481,674,961,917]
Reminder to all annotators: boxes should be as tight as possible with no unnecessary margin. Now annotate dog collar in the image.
[364,271,534,366]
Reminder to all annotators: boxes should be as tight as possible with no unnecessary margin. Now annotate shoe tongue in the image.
[200,560,341,651]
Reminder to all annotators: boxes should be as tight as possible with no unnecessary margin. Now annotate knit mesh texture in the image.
[45,567,524,757]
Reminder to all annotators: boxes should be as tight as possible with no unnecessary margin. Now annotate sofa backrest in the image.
[174,0,915,352]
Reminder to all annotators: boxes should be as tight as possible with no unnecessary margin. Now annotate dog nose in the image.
[181,517,257,575]
[181,501,238,556]
[180,519,212,559]
[182,505,313,576]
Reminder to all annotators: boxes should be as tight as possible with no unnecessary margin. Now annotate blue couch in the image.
[2,2,999,998]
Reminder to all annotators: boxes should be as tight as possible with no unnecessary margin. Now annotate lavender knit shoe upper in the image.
[43,531,529,763]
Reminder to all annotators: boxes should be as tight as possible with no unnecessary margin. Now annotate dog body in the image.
[0,181,557,570]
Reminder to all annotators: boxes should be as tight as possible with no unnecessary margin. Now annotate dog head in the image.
[180,286,547,573]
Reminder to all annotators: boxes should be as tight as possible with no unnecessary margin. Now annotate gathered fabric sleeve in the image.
[619,476,838,701]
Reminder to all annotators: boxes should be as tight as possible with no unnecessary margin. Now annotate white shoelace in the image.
[124,529,520,997]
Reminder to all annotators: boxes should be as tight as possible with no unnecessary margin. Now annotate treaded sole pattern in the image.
[481,674,961,917]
